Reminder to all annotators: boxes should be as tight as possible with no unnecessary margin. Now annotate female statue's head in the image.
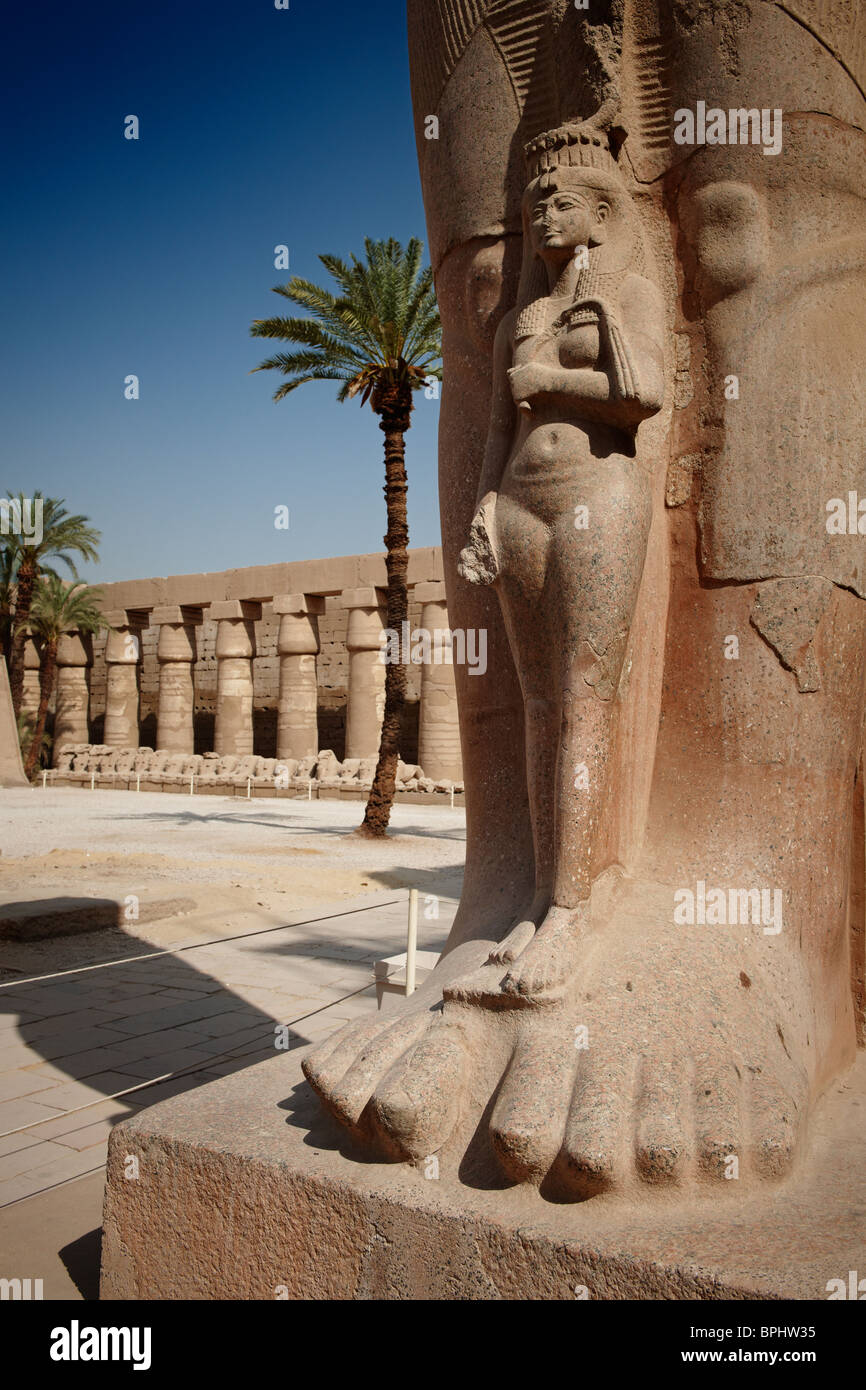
[516,109,644,315]
[525,168,619,265]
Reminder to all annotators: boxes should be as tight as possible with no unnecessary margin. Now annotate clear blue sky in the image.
[1,0,440,584]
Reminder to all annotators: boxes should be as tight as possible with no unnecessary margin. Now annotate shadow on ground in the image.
[95,807,468,843]
[59,1226,103,1300]
[0,881,458,1296]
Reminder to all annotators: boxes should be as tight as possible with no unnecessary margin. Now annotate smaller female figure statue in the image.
[458,110,666,1002]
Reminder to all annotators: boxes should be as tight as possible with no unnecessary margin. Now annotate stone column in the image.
[21,636,42,720]
[53,631,93,761]
[414,581,463,782]
[154,606,202,754]
[342,587,386,760]
[211,601,261,757]
[274,594,325,761]
[102,609,144,749]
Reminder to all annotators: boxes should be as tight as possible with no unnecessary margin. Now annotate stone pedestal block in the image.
[273,594,325,762]
[100,1047,866,1301]
[342,587,386,760]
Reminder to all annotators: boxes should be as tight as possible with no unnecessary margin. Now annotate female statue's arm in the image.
[458,311,517,585]
[509,277,665,429]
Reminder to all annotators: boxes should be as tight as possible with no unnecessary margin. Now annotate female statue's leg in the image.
[503,462,652,1000]
[485,491,559,963]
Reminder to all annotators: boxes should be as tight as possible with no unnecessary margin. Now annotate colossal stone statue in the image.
[303,0,866,1201]
[456,107,665,1001]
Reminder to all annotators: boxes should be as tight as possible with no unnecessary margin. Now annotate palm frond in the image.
[30,574,104,641]
[272,368,348,402]
[250,237,442,413]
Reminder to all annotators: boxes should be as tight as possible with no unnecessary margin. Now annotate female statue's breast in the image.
[557,320,600,370]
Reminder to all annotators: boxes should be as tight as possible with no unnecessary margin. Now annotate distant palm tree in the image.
[5,492,100,718]
[251,237,442,837]
[24,575,103,777]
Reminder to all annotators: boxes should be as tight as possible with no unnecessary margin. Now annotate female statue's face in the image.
[529,186,597,261]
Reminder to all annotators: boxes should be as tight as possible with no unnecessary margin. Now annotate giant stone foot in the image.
[301,937,494,1149]
[304,879,815,1197]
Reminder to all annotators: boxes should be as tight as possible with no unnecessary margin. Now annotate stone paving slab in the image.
[0,1070,63,1104]
[0,886,454,1210]
[0,1096,68,1133]
[118,1049,221,1079]
[19,1100,137,1145]
[7,1146,107,1203]
[53,1119,116,1153]
[102,997,242,1036]
[0,1132,41,1160]
[0,1141,75,1183]
[0,1168,105,1299]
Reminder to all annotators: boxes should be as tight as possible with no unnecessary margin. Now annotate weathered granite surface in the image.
[100,1047,866,1300]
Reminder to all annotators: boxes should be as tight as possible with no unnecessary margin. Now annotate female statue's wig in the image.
[514,112,649,340]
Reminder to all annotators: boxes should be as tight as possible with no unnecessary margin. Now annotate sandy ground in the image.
[0,787,465,974]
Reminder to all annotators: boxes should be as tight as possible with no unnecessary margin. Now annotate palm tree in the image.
[24,575,104,777]
[251,237,442,837]
[5,492,100,718]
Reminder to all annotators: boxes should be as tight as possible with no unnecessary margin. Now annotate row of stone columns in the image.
[42,584,462,779]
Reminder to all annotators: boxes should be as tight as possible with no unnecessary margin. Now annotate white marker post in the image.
[406,888,419,996]
[308,778,313,801]
[90,771,96,791]
[136,772,141,793]
[190,772,194,796]
[246,778,251,800]
[42,771,47,789]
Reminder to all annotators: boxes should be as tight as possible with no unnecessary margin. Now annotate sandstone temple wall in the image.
[32,547,463,780]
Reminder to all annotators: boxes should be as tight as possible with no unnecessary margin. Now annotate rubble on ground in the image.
[48,745,463,795]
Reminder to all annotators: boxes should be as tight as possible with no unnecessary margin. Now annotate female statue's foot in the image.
[487,892,550,964]
[501,902,589,1002]
[443,899,587,1007]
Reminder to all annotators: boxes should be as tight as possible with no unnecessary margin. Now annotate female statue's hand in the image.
[570,296,638,403]
[457,494,499,586]
[507,362,549,413]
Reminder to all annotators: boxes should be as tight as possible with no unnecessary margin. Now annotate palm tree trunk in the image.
[24,641,56,778]
[9,558,35,717]
[357,394,412,838]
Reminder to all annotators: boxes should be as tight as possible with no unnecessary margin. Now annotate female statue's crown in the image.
[524,102,624,182]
